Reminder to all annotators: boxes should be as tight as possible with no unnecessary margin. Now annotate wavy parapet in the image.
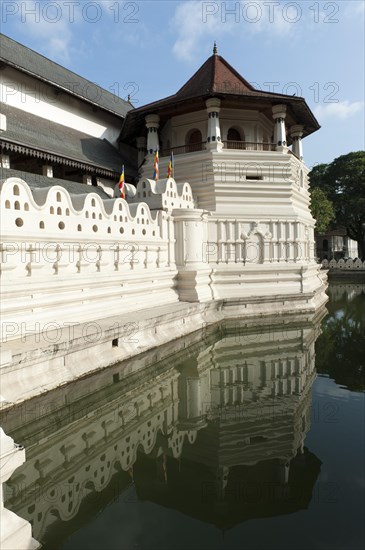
[323,258,365,270]
[0,177,163,240]
[128,177,195,210]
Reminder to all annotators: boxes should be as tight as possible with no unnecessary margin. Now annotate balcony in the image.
[160,142,206,157]
[160,141,276,157]
[223,140,276,151]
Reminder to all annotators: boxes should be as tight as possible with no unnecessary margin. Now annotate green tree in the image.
[309,151,365,259]
[309,187,335,234]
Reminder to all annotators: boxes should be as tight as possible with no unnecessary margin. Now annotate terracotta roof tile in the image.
[121,52,320,141]
[169,54,255,100]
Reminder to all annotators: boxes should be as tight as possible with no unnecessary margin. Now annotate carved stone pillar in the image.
[206,98,223,151]
[272,104,288,152]
[136,136,147,167]
[173,208,212,302]
[145,114,160,155]
[290,124,304,160]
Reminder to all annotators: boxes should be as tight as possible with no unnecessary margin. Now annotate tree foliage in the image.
[309,151,365,259]
[309,187,335,234]
[315,287,365,392]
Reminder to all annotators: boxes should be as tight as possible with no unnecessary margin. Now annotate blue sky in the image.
[2,0,364,168]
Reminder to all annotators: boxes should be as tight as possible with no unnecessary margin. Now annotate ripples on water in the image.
[1,283,364,550]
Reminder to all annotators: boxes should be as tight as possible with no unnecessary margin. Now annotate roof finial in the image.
[213,41,218,55]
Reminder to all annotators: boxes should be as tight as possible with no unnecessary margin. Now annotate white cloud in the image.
[314,101,364,120]
[14,1,77,64]
[171,1,229,62]
[345,1,365,18]
[171,0,302,62]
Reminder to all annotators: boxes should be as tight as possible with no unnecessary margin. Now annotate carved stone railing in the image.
[160,141,277,156]
[160,142,206,156]
[322,259,365,270]
[223,140,276,151]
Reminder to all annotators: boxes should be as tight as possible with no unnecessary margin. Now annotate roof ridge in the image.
[0,33,89,86]
[214,55,255,93]
[176,56,212,96]
[211,54,217,93]
[0,33,132,118]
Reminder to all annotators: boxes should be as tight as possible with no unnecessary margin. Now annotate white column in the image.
[42,164,53,177]
[0,154,10,168]
[173,208,212,302]
[206,98,222,151]
[290,124,304,160]
[145,114,160,155]
[0,113,7,132]
[83,174,92,185]
[136,136,147,167]
[272,104,288,151]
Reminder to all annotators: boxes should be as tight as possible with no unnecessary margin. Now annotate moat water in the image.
[1,282,364,550]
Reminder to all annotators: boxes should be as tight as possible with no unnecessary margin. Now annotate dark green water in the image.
[2,283,364,550]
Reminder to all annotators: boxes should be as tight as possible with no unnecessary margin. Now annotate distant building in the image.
[316,228,358,261]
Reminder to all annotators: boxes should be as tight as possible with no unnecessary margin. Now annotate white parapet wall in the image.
[0,175,327,405]
[0,428,39,550]
[0,177,181,340]
[128,177,196,211]
[323,258,365,270]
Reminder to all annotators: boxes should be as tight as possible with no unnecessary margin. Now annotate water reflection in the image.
[1,311,327,548]
[316,283,365,392]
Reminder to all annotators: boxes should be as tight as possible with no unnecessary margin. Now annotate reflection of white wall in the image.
[346,237,358,258]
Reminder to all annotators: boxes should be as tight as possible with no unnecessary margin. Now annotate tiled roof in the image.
[177,54,255,98]
[121,53,320,141]
[0,167,112,199]
[0,34,132,118]
[1,103,137,177]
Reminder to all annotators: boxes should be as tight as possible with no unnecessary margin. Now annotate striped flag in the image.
[118,166,125,199]
[153,150,159,181]
[167,151,174,178]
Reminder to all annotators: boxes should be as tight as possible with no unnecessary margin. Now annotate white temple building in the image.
[0,34,328,550]
[0,34,327,401]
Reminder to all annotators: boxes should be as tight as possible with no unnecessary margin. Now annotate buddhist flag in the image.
[167,152,174,178]
[119,166,125,199]
[153,150,159,181]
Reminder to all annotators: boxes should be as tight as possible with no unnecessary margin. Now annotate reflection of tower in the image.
[1,312,325,544]
[149,315,324,528]
[177,351,212,430]
[215,465,229,501]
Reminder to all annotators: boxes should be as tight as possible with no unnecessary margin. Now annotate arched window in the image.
[227,127,245,149]
[227,128,241,141]
[186,129,202,152]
